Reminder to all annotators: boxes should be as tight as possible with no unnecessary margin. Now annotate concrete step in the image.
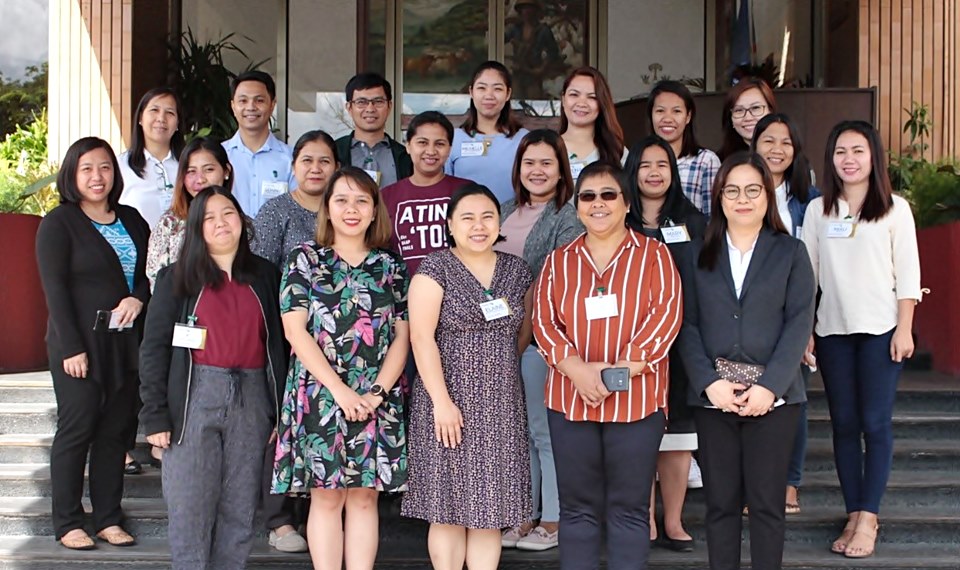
[0,464,163,498]
[803,438,960,473]
[0,434,150,464]
[0,536,959,570]
[807,411,960,439]
[0,497,956,545]
[0,403,58,434]
[0,378,54,404]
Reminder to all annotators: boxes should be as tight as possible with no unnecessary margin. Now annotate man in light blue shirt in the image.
[223,71,296,218]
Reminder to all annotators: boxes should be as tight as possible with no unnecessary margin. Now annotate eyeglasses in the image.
[577,190,621,202]
[154,162,172,192]
[721,184,764,200]
[730,104,767,119]
[350,97,389,110]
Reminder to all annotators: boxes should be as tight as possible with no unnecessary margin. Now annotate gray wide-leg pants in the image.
[162,365,274,570]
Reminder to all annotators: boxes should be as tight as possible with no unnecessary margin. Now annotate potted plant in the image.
[0,113,57,372]
[892,103,960,375]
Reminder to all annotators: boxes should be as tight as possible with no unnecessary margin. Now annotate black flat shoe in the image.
[657,535,694,553]
[123,459,142,475]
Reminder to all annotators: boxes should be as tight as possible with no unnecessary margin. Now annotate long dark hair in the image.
[171,138,233,220]
[511,129,575,211]
[751,113,812,203]
[699,152,787,270]
[647,80,703,159]
[624,136,697,229]
[56,137,124,210]
[128,87,185,178]
[173,186,257,297]
[718,77,777,161]
[821,120,894,222]
[460,61,522,137]
[559,66,625,166]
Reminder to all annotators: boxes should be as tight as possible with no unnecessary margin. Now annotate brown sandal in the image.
[96,527,137,547]
[60,530,96,550]
[831,518,858,554]
[845,520,879,559]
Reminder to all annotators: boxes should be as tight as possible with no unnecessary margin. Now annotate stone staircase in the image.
[0,370,957,569]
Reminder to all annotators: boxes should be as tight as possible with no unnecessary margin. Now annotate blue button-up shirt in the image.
[223,131,296,217]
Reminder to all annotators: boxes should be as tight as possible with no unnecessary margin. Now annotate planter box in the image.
[914,221,960,376]
[0,213,48,372]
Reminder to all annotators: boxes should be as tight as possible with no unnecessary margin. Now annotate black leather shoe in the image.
[657,535,694,553]
[123,459,142,475]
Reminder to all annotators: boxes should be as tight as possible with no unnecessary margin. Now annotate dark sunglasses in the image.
[578,190,621,203]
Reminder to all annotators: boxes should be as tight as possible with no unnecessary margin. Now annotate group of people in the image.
[35,60,921,570]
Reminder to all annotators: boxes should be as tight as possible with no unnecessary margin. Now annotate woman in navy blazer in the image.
[36,137,151,550]
[677,152,815,570]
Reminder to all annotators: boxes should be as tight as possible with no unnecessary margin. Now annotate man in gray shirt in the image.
[334,73,413,187]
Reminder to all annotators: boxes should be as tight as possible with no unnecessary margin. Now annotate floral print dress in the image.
[272,242,409,493]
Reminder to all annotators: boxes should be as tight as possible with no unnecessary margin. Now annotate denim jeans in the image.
[521,345,559,522]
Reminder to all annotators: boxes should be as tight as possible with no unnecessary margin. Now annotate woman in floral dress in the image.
[272,167,409,570]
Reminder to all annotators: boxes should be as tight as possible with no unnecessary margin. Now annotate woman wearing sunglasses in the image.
[533,161,682,570]
[718,78,776,161]
[676,152,815,570]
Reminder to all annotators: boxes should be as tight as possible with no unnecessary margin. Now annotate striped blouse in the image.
[533,230,683,423]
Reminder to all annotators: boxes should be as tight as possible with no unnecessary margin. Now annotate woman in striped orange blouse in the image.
[533,161,682,570]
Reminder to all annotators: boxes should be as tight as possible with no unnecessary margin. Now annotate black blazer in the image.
[678,228,815,407]
[138,256,288,443]
[35,203,150,390]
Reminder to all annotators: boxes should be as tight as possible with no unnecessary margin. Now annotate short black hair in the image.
[406,111,454,144]
[56,137,124,210]
[292,130,340,165]
[231,70,276,100]
[345,72,392,102]
[574,161,628,205]
[444,183,506,246]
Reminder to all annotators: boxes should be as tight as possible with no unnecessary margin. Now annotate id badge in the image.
[460,141,485,157]
[261,181,288,201]
[363,168,383,186]
[584,293,619,320]
[826,221,856,238]
[480,298,511,321]
[172,323,207,349]
[570,162,586,179]
[159,188,174,212]
[661,225,691,244]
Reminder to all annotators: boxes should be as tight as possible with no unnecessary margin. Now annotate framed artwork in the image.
[504,0,588,101]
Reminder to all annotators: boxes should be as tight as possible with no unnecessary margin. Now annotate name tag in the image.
[584,293,619,320]
[363,168,382,186]
[661,225,691,244]
[480,297,511,321]
[570,162,586,180]
[261,181,288,201]
[159,188,174,212]
[172,323,207,350]
[826,221,856,238]
[460,141,485,157]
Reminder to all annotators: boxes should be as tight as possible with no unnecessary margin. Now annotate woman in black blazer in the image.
[35,137,151,550]
[677,152,815,570]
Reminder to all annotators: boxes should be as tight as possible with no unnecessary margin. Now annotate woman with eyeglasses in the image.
[624,135,706,553]
[802,121,921,559]
[647,80,721,217]
[533,161,681,570]
[718,78,776,161]
[118,87,185,230]
[751,113,820,516]
[677,152,815,570]
[445,61,529,204]
[559,67,627,181]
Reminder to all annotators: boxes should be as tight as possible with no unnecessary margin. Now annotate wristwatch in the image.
[369,384,386,399]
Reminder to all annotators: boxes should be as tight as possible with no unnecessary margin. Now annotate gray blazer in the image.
[677,228,816,407]
[501,199,584,278]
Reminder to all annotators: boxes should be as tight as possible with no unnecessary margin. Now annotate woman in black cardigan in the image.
[35,137,151,550]
[677,152,815,570]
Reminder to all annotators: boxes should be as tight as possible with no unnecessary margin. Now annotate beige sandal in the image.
[831,518,858,554]
[844,520,879,558]
[96,527,137,547]
[60,529,96,550]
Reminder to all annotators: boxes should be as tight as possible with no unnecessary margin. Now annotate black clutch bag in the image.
[715,358,765,396]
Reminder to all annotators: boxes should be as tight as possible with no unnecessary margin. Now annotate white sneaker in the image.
[687,458,703,489]
[501,526,524,548]
[516,526,559,551]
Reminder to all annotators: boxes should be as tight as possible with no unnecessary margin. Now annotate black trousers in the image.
[50,373,138,538]
[548,409,665,570]
[695,405,801,570]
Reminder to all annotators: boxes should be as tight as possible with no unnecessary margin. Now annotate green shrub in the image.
[904,161,960,228]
